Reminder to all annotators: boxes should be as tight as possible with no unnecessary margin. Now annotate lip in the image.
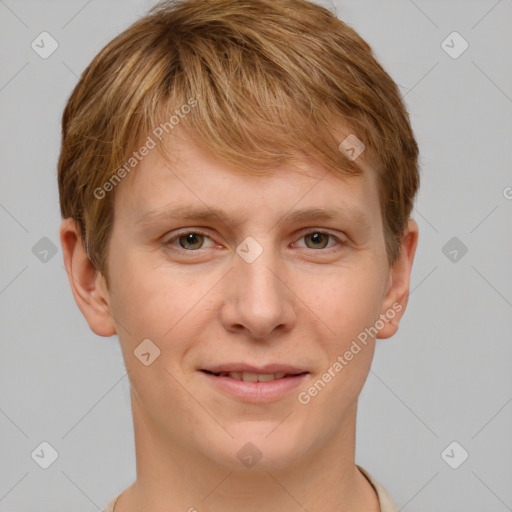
[200,370,309,403]
[201,363,308,374]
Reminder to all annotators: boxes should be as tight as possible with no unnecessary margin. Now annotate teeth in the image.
[218,371,289,382]
[256,373,276,382]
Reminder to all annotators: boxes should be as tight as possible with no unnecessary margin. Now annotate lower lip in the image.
[200,371,309,403]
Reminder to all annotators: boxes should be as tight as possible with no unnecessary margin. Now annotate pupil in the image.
[307,232,328,249]
[179,233,203,249]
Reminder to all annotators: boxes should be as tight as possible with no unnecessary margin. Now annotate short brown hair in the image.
[58,0,419,284]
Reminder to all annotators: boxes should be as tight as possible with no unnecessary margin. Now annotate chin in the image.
[205,423,310,472]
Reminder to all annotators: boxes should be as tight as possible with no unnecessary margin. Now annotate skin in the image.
[60,128,418,512]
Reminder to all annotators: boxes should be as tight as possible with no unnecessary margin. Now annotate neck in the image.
[115,394,380,512]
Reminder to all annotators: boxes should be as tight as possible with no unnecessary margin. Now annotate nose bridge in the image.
[221,236,295,338]
[240,251,281,303]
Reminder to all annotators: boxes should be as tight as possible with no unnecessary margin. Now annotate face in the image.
[68,128,416,471]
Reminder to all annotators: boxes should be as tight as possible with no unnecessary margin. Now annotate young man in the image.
[58,0,419,510]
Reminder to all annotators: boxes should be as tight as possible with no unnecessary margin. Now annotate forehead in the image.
[114,129,380,231]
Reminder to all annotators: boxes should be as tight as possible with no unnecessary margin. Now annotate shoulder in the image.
[101,494,120,512]
[356,464,401,512]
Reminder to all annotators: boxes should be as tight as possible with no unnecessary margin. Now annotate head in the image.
[59,0,419,471]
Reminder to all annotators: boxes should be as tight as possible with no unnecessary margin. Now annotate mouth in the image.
[199,365,310,402]
[200,369,309,382]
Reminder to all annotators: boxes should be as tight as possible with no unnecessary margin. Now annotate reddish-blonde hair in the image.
[58,0,419,283]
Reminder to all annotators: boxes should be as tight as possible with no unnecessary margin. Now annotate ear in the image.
[59,218,116,337]
[377,218,419,339]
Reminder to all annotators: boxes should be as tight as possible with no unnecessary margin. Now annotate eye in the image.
[163,229,345,253]
[297,231,343,250]
[165,230,216,251]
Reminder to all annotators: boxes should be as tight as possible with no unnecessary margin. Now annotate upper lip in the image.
[201,363,309,375]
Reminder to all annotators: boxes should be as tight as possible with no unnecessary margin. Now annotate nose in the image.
[219,243,297,341]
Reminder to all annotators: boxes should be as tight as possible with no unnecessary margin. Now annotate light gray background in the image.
[1,0,511,511]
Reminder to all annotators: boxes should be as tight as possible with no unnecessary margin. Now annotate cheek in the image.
[107,250,222,368]
[296,271,383,422]
[109,272,164,340]
[108,248,181,329]
[298,265,385,344]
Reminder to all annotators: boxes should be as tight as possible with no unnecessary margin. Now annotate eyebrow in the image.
[135,204,372,231]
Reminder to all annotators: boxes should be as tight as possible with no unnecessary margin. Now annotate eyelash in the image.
[164,229,346,253]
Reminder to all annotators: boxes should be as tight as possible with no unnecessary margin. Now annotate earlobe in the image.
[377,218,419,340]
[59,218,117,337]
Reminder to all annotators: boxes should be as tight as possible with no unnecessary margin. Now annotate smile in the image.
[200,369,309,402]
[202,370,306,382]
